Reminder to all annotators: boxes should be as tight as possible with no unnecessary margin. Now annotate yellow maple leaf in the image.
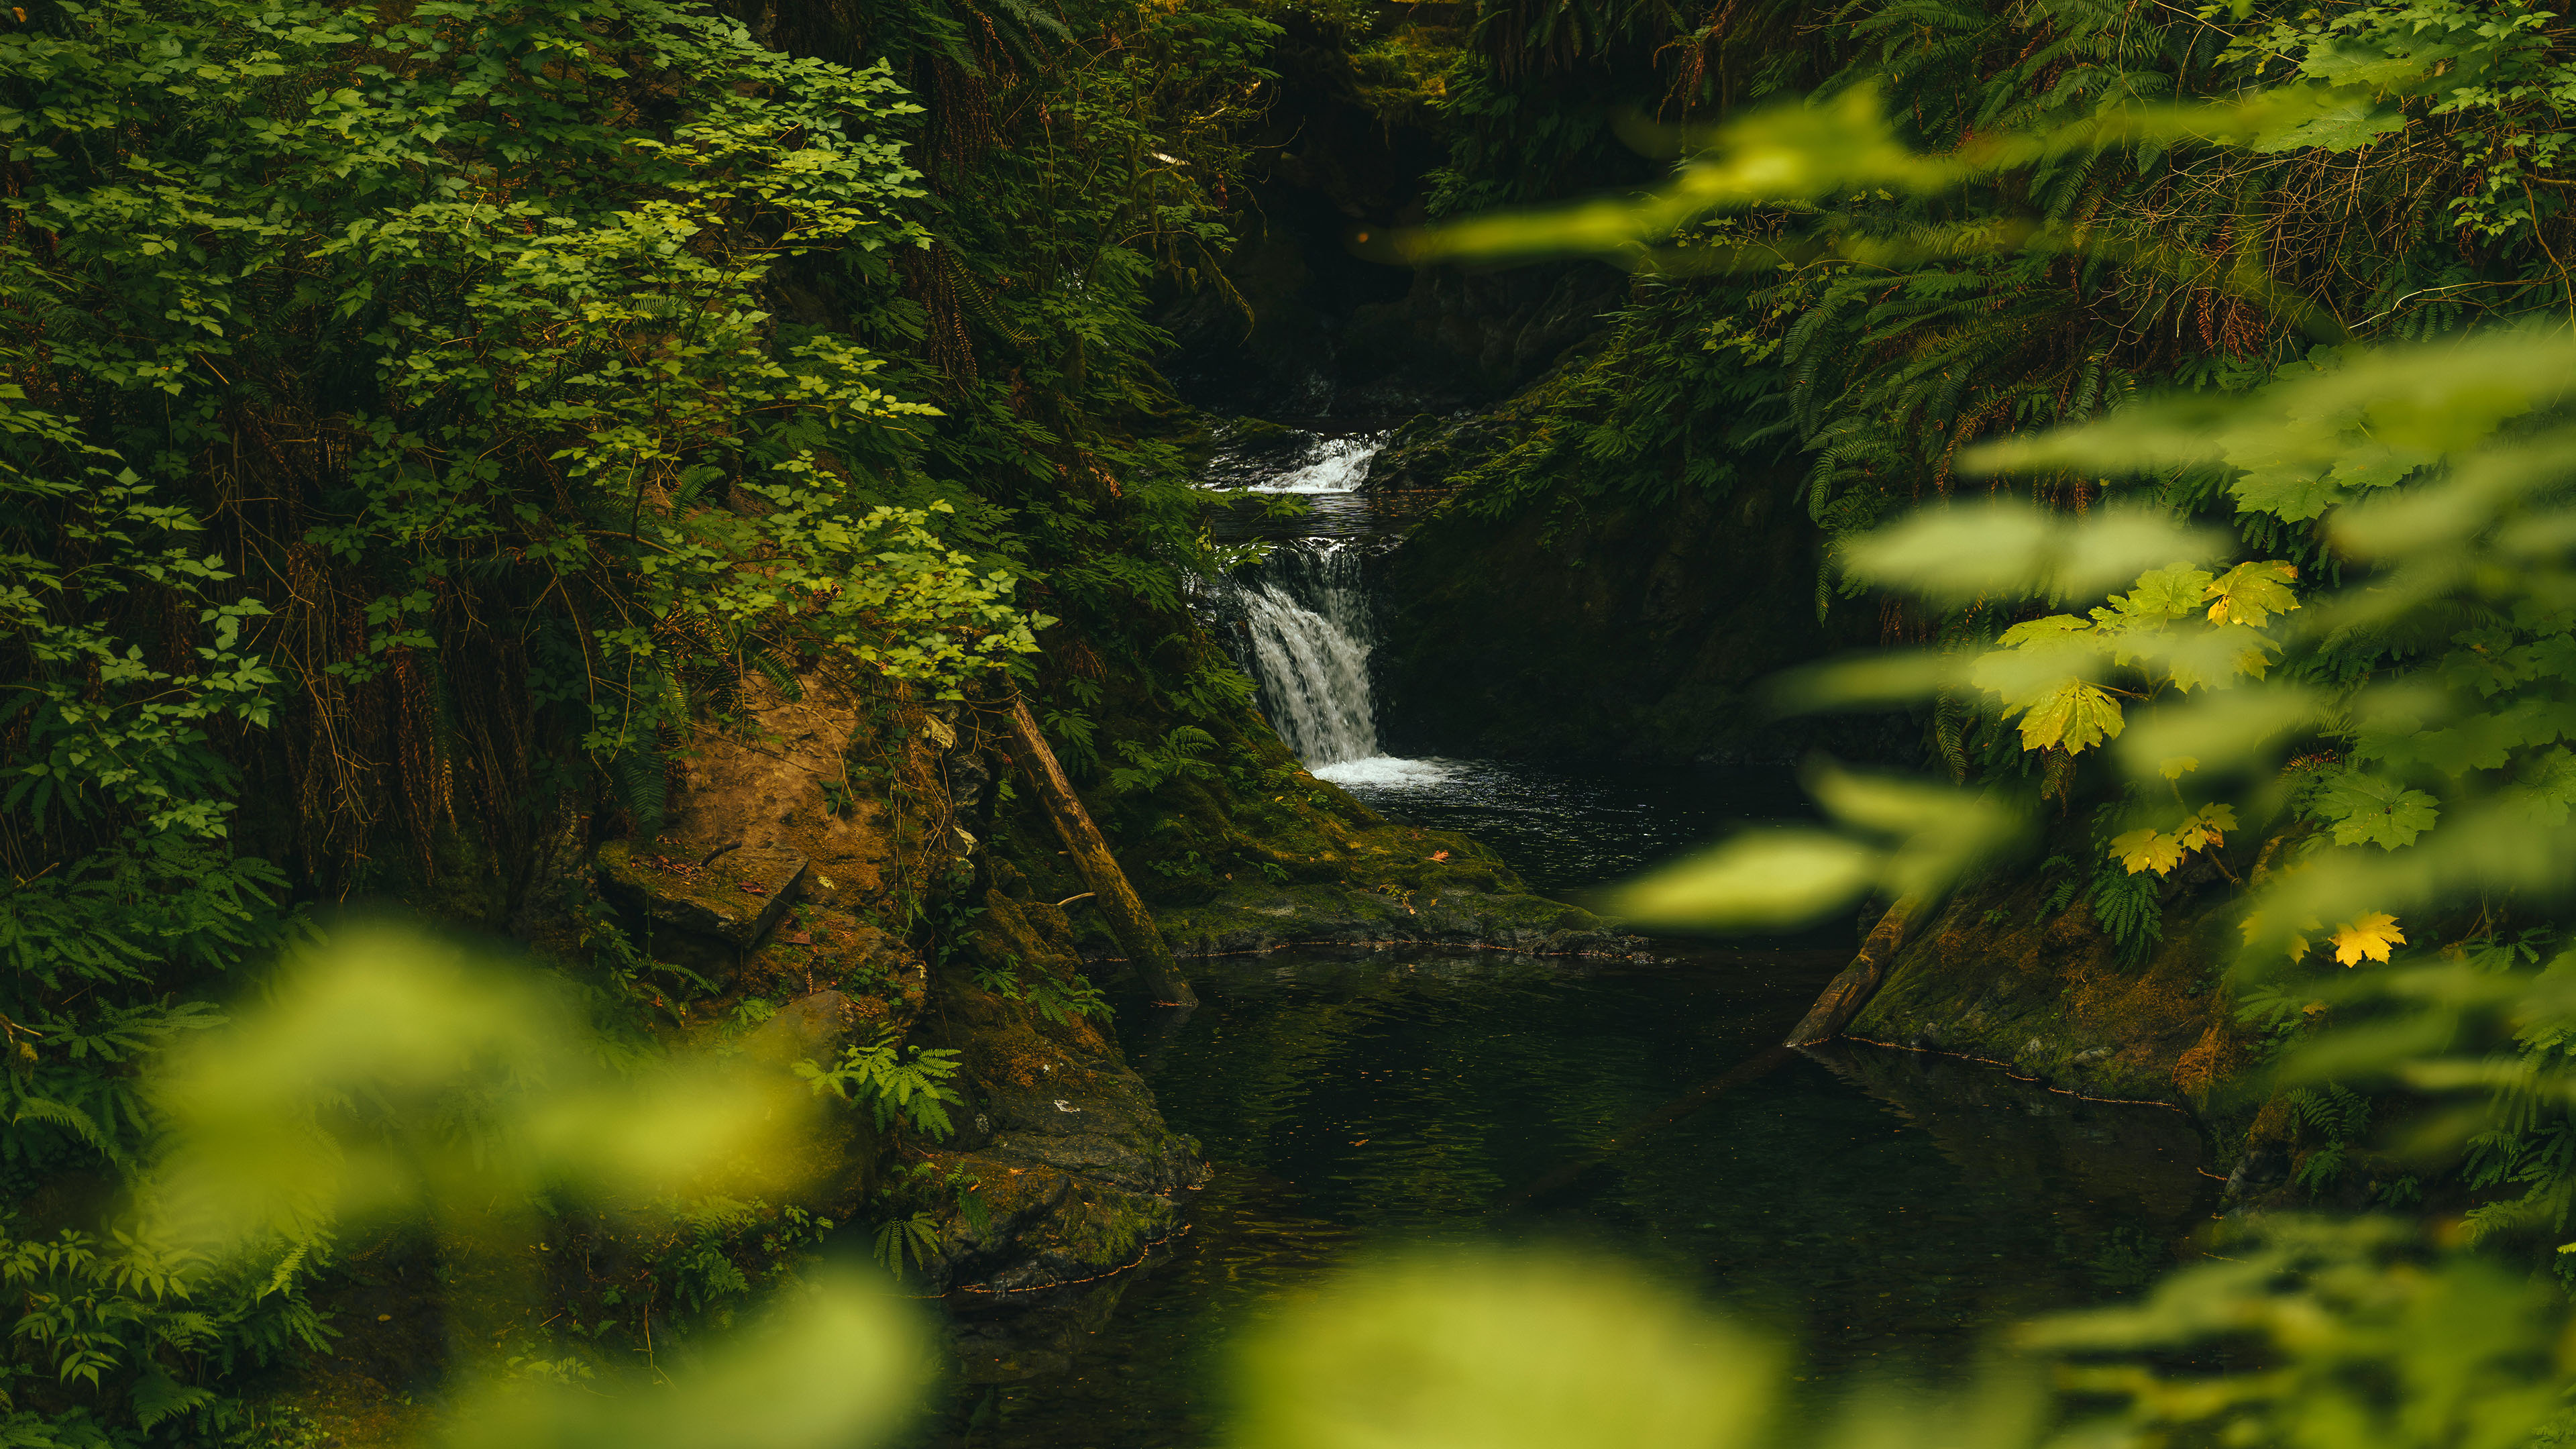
[2172,802,2237,854]
[2110,826,2185,875]
[2204,559,2301,627]
[2330,912,2406,967]
[2109,804,2235,875]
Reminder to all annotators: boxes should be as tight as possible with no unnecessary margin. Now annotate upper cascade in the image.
[1246,434,1382,494]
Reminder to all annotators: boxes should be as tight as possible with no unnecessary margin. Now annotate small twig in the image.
[1053,892,1095,908]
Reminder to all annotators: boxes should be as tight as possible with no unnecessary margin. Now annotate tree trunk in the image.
[1002,699,1197,1008]
[1783,892,1929,1046]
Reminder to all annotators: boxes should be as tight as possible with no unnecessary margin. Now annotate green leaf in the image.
[2015,679,2127,754]
[2316,772,2441,849]
[2105,563,2216,623]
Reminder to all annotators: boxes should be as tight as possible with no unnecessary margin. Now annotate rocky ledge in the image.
[1150,878,1658,960]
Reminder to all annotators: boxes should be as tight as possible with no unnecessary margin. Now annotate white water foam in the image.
[1204,428,1452,781]
[1312,755,1458,788]
[1244,434,1383,494]
[1226,538,1450,782]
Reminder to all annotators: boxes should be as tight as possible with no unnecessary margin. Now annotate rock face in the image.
[645,672,957,920]
[929,1038,1204,1294]
[1368,442,1898,766]
[575,677,1200,1299]
[1843,862,2252,1108]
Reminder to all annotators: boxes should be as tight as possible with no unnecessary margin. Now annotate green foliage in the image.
[795,1035,965,1138]
[2084,865,2165,969]
[2286,1083,2373,1191]
[0,0,1292,1424]
[972,959,1110,1024]
[863,1161,984,1279]
[1105,725,1220,795]
[136,926,921,1449]
[1477,32,2576,1303]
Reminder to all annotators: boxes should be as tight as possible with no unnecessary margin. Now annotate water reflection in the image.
[926,949,2216,1448]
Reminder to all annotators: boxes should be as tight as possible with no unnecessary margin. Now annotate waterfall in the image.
[1200,426,1452,788]
[1237,544,1379,766]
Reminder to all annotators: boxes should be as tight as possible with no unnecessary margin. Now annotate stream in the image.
[922,426,2218,1446]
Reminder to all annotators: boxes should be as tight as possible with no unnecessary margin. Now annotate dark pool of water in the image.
[1328,757,1819,901]
[925,947,2215,1448]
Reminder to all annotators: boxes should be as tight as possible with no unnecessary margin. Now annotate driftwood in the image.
[1782,892,1931,1046]
[1004,699,1197,1008]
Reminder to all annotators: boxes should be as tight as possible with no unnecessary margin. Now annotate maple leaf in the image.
[2107,804,2236,875]
[2098,563,2216,625]
[2317,772,2440,849]
[2509,747,2576,825]
[2203,559,2300,627]
[2172,802,2237,853]
[2229,462,2347,521]
[1995,614,2094,647]
[2014,679,2126,754]
[2110,826,2185,875]
[2330,912,2406,967]
[2159,755,2200,780]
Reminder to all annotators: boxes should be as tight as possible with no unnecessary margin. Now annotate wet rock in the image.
[927,1043,1207,1295]
[917,873,1210,1298]
[1849,860,2250,1108]
[2225,1142,2290,1201]
[738,915,927,1020]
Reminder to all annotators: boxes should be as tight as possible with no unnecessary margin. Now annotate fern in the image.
[873,1213,941,1278]
[610,737,669,835]
[796,1035,965,1138]
[2085,865,2165,967]
[1106,726,1218,795]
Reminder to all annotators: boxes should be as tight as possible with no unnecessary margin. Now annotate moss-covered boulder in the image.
[908,865,1208,1295]
[596,837,808,975]
[1847,866,2254,1108]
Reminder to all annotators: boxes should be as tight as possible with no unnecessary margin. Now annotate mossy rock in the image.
[1849,859,2254,1108]
[596,837,808,975]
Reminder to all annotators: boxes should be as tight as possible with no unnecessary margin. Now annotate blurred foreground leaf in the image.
[436,1266,922,1449]
[1231,1250,1776,1449]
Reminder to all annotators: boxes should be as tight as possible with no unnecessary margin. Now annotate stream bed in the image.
[920,423,2218,1447]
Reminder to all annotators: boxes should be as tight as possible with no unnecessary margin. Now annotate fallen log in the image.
[1003,698,1197,1008]
[1782,892,1929,1046]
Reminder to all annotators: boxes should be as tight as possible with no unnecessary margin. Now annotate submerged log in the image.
[1783,892,1929,1046]
[1004,698,1197,1008]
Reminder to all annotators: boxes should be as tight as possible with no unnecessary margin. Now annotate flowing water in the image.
[919,423,2219,1446]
